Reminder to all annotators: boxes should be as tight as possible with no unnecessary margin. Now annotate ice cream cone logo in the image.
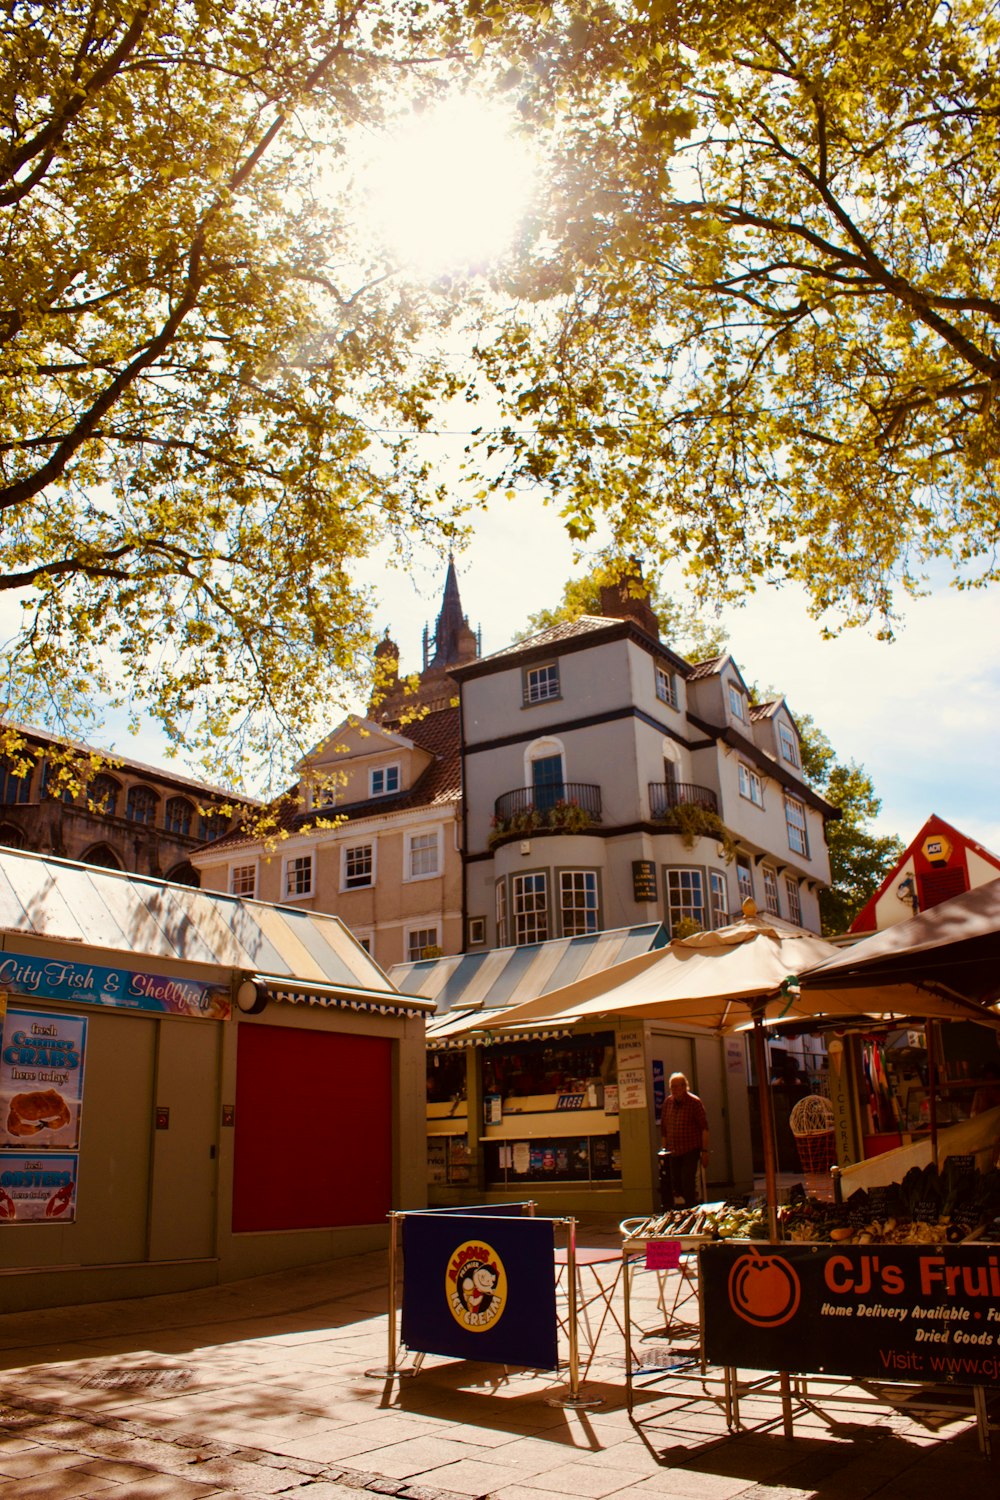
[446,1239,508,1332]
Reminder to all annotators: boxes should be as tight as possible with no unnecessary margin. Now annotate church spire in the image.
[426,554,479,671]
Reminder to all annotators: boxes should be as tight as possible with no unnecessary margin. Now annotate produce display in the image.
[622,1202,769,1241]
[623,1163,1000,1246]
[781,1162,1000,1246]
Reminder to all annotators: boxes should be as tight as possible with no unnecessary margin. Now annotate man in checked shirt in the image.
[660,1071,710,1208]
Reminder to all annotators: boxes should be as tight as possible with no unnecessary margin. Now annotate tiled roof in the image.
[686,653,728,680]
[750,698,779,722]
[200,706,461,855]
[471,615,618,666]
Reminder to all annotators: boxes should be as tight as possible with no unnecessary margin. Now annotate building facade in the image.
[197,565,835,965]
[193,708,464,971]
[453,591,835,950]
[0,722,249,883]
[193,557,479,971]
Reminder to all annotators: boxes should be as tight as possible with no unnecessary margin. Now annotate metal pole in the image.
[567,1215,581,1399]
[752,1012,780,1240]
[926,1019,939,1165]
[623,1238,634,1415]
[547,1216,603,1408]
[365,1211,404,1380]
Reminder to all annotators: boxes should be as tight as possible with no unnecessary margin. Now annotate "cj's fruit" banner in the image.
[702,1242,1000,1386]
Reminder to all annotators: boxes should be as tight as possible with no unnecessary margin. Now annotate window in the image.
[495,880,508,946]
[762,866,781,917]
[655,664,678,709]
[89,773,120,817]
[285,854,313,898]
[560,870,599,936]
[370,764,400,797]
[736,856,754,908]
[231,863,256,897]
[468,916,487,946]
[407,829,439,879]
[41,761,74,803]
[738,763,764,807]
[164,796,192,835]
[709,870,729,928]
[199,807,229,841]
[512,872,549,944]
[0,761,31,805]
[785,794,808,856]
[407,927,440,961]
[665,868,705,934]
[778,721,799,767]
[785,875,802,925]
[343,843,373,889]
[728,682,747,721]
[126,784,157,825]
[357,933,373,955]
[524,662,560,704]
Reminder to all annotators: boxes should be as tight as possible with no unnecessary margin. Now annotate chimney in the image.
[599,562,660,640]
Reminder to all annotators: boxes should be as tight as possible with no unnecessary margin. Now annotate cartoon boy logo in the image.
[445,1240,508,1331]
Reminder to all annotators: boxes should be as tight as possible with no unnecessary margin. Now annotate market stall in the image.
[0,847,433,1313]
[617,899,1000,1448]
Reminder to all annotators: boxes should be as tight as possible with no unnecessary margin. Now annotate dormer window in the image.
[524,661,560,705]
[728,682,747,722]
[370,764,400,797]
[778,721,799,767]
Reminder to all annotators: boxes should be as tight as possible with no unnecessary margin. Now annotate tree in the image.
[794,711,904,934]
[0,0,471,782]
[472,0,1000,632]
[514,559,728,657]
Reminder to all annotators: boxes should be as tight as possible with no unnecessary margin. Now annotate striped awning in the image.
[391,923,666,1019]
[263,975,434,1020]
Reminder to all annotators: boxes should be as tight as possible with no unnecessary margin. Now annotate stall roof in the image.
[389,923,667,1019]
[0,847,432,1015]
[800,876,1000,1007]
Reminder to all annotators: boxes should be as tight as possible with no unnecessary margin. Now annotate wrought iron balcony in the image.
[648,781,719,819]
[490,783,602,844]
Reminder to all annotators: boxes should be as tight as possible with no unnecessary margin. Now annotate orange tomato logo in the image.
[728,1251,801,1328]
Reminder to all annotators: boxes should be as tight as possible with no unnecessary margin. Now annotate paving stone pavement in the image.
[1,1229,998,1499]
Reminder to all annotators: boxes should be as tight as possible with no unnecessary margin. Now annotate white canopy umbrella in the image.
[447,905,999,1234]
[446,909,989,1040]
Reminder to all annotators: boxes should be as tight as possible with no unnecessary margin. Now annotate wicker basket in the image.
[793,1129,836,1173]
[789,1095,836,1175]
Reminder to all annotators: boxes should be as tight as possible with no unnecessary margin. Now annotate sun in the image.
[358,95,536,275]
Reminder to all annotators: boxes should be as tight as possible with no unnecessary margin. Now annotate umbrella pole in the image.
[926,1019,939,1165]
[752,1012,780,1240]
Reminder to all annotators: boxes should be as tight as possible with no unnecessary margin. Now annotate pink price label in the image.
[645,1239,681,1270]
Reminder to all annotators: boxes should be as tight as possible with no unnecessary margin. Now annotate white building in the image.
[453,582,835,950]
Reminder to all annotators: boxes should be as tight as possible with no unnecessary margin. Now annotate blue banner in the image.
[0,951,230,1020]
[402,1212,558,1369]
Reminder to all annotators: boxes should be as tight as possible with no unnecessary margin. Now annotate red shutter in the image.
[917,867,968,911]
[233,1024,392,1232]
